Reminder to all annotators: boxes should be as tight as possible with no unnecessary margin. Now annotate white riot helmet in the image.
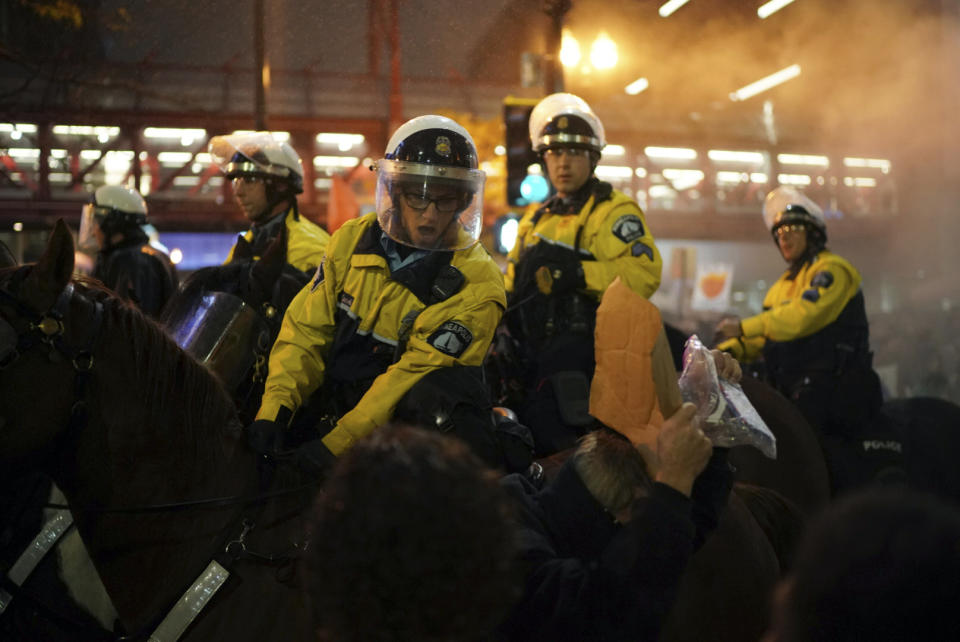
[78,184,148,252]
[373,115,485,251]
[528,92,606,155]
[208,132,304,194]
[763,185,827,245]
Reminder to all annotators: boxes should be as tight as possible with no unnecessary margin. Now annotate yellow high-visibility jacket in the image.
[256,213,506,456]
[718,250,862,362]
[226,206,330,274]
[505,185,662,301]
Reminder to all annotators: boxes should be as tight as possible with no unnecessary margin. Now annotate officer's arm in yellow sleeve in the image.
[740,262,858,342]
[582,204,662,299]
[256,258,337,422]
[321,298,504,456]
[716,335,766,363]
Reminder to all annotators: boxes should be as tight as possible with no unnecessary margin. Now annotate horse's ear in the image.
[251,225,287,288]
[0,238,17,268]
[230,235,253,262]
[26,219,75,307]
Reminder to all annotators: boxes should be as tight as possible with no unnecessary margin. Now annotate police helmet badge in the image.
[558,116,569,131]
[435,136,452,157]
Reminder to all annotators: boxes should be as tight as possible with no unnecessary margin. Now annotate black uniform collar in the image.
[248,208,289,255]
[353,220,454,304]
[537,459,619,559]
[539,177,613,216]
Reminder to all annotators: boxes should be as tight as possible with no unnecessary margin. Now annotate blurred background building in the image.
[1,0,958,400]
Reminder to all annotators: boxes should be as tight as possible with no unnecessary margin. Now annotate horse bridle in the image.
[0,269,311,640]
[0,267,104,436]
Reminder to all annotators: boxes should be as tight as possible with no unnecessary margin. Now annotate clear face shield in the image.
[160,287,271,392]
[78,204,105,253]
[374,158,485,251]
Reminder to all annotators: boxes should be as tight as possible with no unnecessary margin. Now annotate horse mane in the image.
[733,482,806,573]
[77,279,241,476]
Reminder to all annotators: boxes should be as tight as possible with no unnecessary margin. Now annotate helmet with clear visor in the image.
[373,115,485,251]
[763,185,827,244]
[208,132,304,194]
[528,92,606,155]
[78,184,148,253]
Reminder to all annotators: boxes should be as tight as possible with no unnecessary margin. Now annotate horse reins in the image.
[0,270,312,641]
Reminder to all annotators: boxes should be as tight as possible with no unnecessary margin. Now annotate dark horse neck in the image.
[51,295,260,636]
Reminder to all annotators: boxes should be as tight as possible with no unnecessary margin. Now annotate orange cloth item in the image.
[589,277,665,452]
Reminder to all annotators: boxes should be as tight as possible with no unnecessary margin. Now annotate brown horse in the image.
[0,221,315,640]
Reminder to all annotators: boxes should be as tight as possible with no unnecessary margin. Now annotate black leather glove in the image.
[523,243,585,295]
[535,259,585,295]
[296,438,338,480]
[245,419,284,455]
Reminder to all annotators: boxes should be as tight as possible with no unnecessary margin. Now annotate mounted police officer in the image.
[78,184,179,318]
[208,131,330,275]
[503,92,663,455]
[247,115,524,473]
[715,186,883,439]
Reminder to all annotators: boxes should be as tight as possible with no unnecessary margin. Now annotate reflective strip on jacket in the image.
[256,213,506,456]
[225,206,330,274]
[504,187,662,301]
[717,250,862,362]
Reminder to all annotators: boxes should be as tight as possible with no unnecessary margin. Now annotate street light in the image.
[560,32,619,72]
[590,32,618,70]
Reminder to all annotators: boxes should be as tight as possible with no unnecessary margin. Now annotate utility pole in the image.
[542,0,571,94]
[254,0,268,130]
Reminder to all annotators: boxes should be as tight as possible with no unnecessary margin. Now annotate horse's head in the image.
[161,228,310,419]
[0,220,84,476]
[0,220,240,488]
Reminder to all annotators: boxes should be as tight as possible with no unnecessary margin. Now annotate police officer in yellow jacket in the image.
[247,115,514,473]
[209,132,330,275]
[716,186,882,438]
[503,93,663,455]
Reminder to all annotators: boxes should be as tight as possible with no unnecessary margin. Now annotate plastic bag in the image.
[677,335,777,458]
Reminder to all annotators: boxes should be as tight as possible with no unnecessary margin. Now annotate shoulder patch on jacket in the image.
[811,270,834,289]
[802,288,821,302]
[612,214,646,243]
[427,321,473,358]
[631,242,654,260]
[310,261,325,292]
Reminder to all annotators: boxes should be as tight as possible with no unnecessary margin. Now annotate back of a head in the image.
[306,423,519,642]
[573,428,651,517]
[773,487,960,642]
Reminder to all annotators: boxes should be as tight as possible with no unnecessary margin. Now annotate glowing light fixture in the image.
[758,0,796,19]
[645,146,698,160]
[603,144,626,156]
[560,30,581,68]
[233,130,291,142]
[590,32,618,70]
[595,165,634,179]
[777,173,811,186]
[708,150,765,164]
[659,0,692,17]
[625,77,649,95]
[844,177,878,187]
[316,133,363,151]
[662,168,705,190]
[778,153,829,167]
[843,157,891,173]
[144,127,207,140]
[730,64,801,101]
